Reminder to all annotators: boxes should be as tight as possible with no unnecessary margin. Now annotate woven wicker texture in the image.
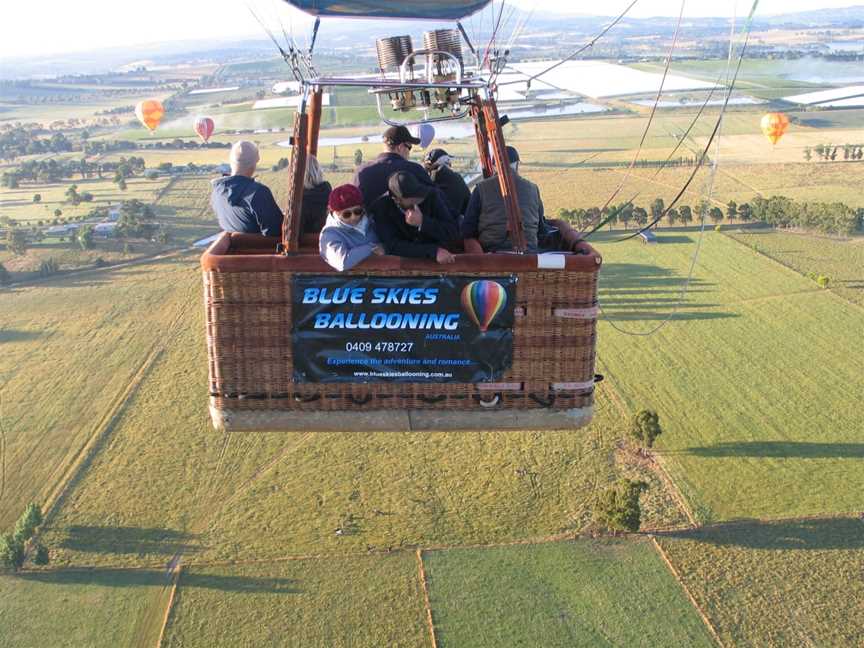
[204,264,598,414]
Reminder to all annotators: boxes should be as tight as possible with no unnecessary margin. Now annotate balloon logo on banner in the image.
[461,280,508,333]
[135,99,164,132]
[194,116,215,143]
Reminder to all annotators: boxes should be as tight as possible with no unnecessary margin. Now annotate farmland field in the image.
[423,539,716,647]
[726,228,864,307]
[164,555,429,647]
[0,569,170,648]
[656,517,864,647]
[592,229,864,521]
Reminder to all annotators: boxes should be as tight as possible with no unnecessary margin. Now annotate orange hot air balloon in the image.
[135,99,165,132]
[194,116,215,143]
[760,112,789,145]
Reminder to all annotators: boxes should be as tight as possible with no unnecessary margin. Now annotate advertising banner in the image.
[293,275,516,383]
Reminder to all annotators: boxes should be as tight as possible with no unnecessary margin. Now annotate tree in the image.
[666,207,678,227]
[594,479,649,533]
[5,229,28,256]
[726,200,738,221]
[619,205,633,229]
[737,202,752,222]
[650,198,665,227]
[13,503,43,545]
[117,178,127,191]
[354,149,363,166]
[633,206,648,227]
[32,193,41,203]
[679,205,692,226]
[0,534,24,571]
[709,207,724,225]
[0,263,11,286]
[32,544,50,565]
[803,146,812,161]
[65,184,81,205]
[77,224,94,250]
[630,409,663,451]
[54,209,63,219]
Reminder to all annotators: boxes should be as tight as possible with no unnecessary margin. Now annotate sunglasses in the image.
[339,207,365,218]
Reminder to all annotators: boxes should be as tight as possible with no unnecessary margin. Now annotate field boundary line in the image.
[153,175,181,204]
[415,549,439,648]
[156,565,182,648]
[651,536,726,648]
[40,346,164,527]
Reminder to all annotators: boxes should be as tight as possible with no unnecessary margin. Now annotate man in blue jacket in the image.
[353,126,431,207]
[211,141,283,237]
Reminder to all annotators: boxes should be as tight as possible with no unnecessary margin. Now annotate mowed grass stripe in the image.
[656,517,864,648]
[163,554,429,648]
[422,539,717,648]
[596,231,864,520]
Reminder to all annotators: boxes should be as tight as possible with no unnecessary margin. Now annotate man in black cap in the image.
[370,171,458,263]
[461,145,551,253]
[353,125,432,207]
[423,148,471,220]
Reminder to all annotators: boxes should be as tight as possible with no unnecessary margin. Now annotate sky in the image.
[0,0,861,59]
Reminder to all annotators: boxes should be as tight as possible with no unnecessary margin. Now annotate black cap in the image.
[423,148,450,166]
[505,145,520,163]
[388,171,430,200]
[383,125,421,146]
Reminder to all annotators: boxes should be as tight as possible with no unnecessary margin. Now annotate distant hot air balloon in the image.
[194,116,215,143]
[461,280,508,333]
[135,99,164,132]
[417,123,435,149]
[760,112,789,145]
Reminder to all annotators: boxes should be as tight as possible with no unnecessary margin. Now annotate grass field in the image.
[0,569,170,648]
[726,228,864,306]
[164,554,429,647]
[423,539,716,647]
[656,517,864,647]
[592,229,864,521]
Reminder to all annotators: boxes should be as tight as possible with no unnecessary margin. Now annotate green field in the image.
[656,517,864,647]
[0,569,170,648]
[726,228,864,306]
[423,539,716,647]
[164,554,428,647]
[592,229,864,522]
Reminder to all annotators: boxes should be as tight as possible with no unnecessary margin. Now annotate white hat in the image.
[229,141,260,171]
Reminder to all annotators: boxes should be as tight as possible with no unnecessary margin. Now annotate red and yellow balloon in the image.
[194,116,215,143]
[135,99,165,132]
[760,112,789,145]
[461,280,508,333]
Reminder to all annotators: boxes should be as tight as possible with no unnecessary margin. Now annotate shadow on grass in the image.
[0,329,41,344]
[682,441,864,459]
[663,517,864,551]
[15,569,302,594]
[58,526,201,556]
[598,262,735,322]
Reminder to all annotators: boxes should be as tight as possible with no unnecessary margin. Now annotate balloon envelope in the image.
[135,99,164,132]
[760,112,789,145]
[417,123,435,149]
[194,116,215,143]
[461,280,507,332]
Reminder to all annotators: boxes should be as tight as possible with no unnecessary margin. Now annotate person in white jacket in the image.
[319,184,385,271]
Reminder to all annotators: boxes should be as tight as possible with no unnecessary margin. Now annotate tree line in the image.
[559,195,864,237]
[803,144,864,162]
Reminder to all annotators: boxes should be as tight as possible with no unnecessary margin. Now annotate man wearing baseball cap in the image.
[211,140,284,237]
[369,170,458,263]
[353,125,432,206]
[423,148,471,219]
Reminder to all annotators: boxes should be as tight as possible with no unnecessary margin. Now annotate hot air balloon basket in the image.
[202,232,601,431]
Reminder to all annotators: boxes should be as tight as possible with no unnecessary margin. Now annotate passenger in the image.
[353,125,431,207]
[370,171,458,264]
[301,155,332,233]
[211,141,284,237]
[423,148,471,219]
[319,184,384,272]
[461,145,551,253]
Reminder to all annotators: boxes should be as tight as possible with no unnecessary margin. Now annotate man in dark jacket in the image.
[423,148,471,219]
[353,125,431,206]
[370,171,458,264]
[461,145,552,253]
[211,141,283,237]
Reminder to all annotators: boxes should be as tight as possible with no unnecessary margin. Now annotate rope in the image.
[597,0,759,338]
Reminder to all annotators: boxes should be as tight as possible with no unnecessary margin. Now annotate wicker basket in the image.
[201,227,601,431]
